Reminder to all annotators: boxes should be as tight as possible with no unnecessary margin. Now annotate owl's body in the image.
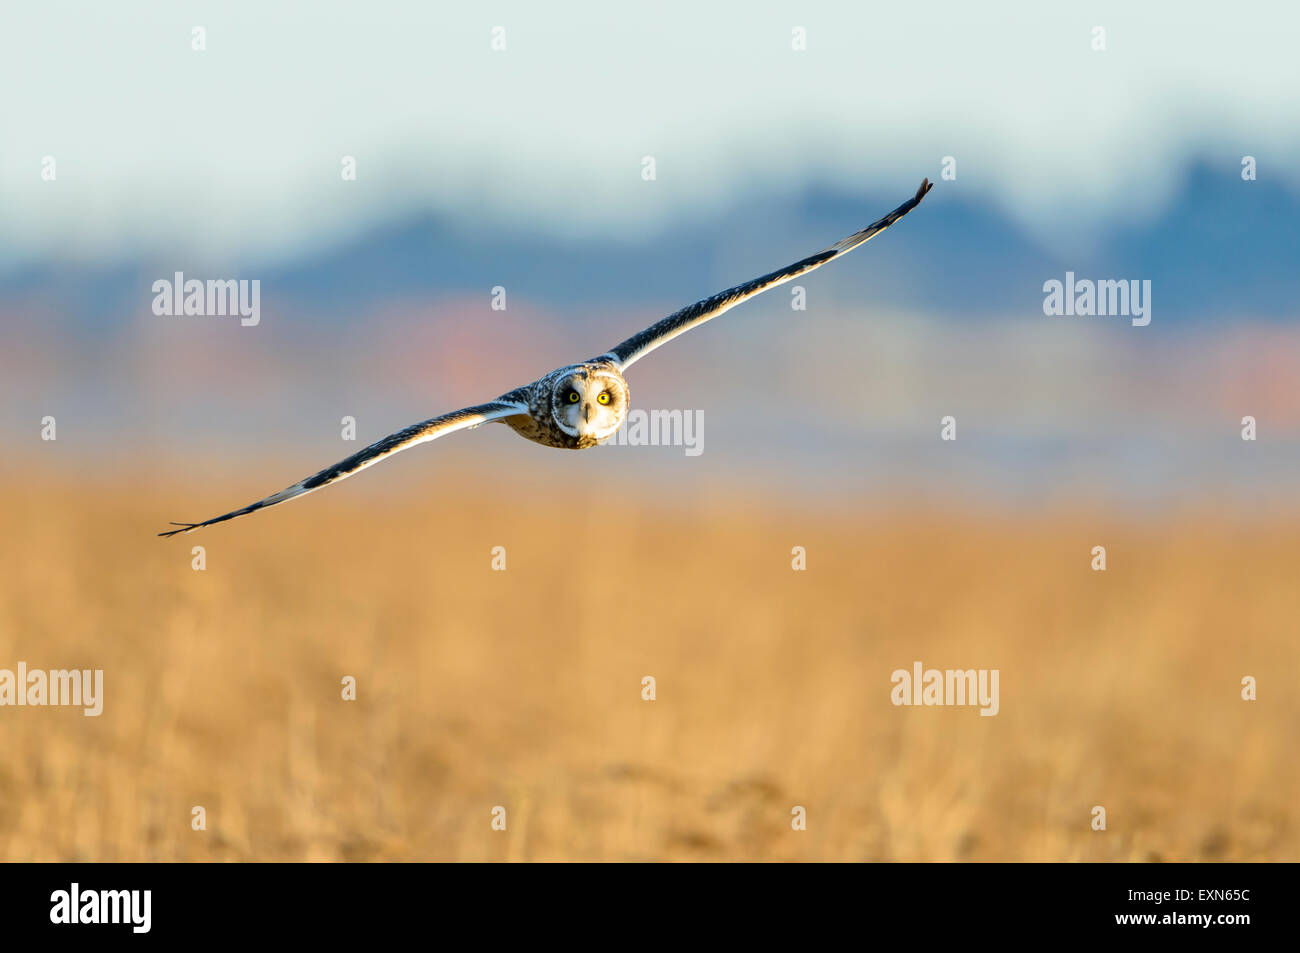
[161,179,932,537]
[501,361,630,450]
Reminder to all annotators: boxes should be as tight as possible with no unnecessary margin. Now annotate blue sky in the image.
[3,0,1298,265]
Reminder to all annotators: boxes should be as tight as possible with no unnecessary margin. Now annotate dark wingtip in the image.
[158,522,198,539]
[916,177,933,202]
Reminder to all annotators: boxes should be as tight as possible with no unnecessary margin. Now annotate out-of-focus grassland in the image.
[0,462,1295,861]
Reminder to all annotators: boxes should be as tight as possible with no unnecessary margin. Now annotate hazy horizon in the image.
[3,1,1299,266]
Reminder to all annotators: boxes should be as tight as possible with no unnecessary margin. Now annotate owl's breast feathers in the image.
[503,409,586,449]
[500,362,620,449]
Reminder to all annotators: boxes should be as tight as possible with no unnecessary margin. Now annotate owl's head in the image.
[550,365,629,441]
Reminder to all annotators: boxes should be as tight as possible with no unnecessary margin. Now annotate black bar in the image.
[0,862,1282,940]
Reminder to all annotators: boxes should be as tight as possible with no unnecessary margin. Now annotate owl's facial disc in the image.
[552,368,628,440]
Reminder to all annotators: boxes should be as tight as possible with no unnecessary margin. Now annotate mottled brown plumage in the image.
[502,361,629,449]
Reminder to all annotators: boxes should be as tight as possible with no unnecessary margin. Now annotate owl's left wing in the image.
[598,178,932,372]
[159,398,526,537]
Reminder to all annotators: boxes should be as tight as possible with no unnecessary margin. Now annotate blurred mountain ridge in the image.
[4,159,1296,336]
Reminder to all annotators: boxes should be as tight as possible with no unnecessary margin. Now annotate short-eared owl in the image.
[161,179,932,537]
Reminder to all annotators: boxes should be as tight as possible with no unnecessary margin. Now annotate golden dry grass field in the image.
[0,461,1296,861]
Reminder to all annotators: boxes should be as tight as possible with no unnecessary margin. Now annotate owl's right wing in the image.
[598,178,932,372]
[159,398,528,537]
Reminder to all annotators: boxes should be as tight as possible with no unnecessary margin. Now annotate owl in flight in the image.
[160,179,932,537]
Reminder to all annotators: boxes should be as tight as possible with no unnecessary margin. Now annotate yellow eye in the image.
[567,391,580,403]
[597,392,611,405]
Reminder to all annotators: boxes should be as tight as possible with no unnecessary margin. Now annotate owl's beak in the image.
[583,403,592,423]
